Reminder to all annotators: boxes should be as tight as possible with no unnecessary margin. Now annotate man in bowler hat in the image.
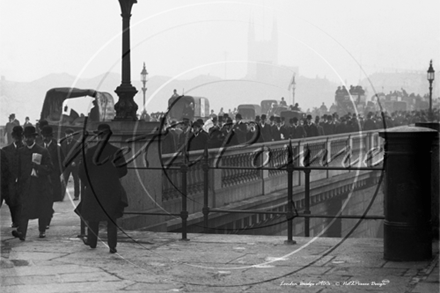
[2,126,24,227]
[79,123,128,253]
[12,126,53,240]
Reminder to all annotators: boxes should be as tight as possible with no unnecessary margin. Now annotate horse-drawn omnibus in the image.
[237,104,261,121]
[167,95,210,122]
[40,87,115,139]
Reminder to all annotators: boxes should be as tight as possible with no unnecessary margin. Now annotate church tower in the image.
[246,15,278,81]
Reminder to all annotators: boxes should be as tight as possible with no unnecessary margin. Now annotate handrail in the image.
[94,130,385,242]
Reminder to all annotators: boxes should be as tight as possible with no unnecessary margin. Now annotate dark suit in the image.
[303,123,319,137]
[271,125,283,141]
[188,130,209,151]
[2,142,23,226]
[323,122,335,135]
[233,121,248,144]
[290,125,306,139]
[17,143,53,237]
[259,123,272,142]
[78,142,128,250]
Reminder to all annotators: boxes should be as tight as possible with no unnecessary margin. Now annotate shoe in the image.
[39,232,46,238]
[12,230,25,241]
[73,197,79,201]
[109,247,117,254]
[46,225,50,229]
[82,237,96,249]
[11,223,18,228]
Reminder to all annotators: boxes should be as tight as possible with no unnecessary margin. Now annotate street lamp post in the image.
[140,62,148,119]
[114,0,138,121]
[427,60,435,121]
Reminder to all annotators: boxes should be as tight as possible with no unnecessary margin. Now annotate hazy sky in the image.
[1,0,439,85]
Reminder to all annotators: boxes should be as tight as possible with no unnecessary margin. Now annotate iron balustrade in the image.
[105,130,386,242]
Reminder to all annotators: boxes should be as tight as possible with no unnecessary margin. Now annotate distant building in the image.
[246,16,298,89]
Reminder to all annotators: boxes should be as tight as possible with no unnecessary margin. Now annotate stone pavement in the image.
[1,189,439,292]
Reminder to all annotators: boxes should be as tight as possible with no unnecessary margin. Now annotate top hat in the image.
[94,123,112,134]
[23,126,38,137]
[11,126,23,138]
[41,125,54,137]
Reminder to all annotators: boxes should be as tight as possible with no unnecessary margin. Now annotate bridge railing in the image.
[119,129,385,242]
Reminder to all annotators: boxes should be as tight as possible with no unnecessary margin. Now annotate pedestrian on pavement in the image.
[0,149,10,208]
[12,125,53,240]
[61,128,81,200]
[2,126,24,228]
[78,123,128,253]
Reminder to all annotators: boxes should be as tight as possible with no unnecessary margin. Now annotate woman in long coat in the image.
[78,124,127,253]
[12,126,53,240]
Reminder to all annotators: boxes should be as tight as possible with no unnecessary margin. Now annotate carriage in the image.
[167,95,210,122]
[237,104,261,121]
[40,87,115,139]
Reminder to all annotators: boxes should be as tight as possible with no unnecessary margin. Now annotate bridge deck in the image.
[1,196,438,293]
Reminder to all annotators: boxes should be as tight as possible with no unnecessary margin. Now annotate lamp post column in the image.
[429,80,433,121]
[114,0,138,121]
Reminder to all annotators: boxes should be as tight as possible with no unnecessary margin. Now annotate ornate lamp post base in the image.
[114,84,138,121]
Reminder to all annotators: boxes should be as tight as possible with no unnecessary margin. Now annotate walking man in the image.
[2,126,24,228]
[12,126,53,240]
[79,124,128,253]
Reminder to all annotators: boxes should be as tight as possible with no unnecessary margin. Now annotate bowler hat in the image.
[11,126,23,138]
[235,113,242,120]
[41,126,53,137]
[38,120,49,130]
[224,118,233,126]
[23,126,38,137]
[306,115,312,120]
[261,114,267,120]
[94,123,112,134]
[255,115,261,122]
[192,121,202,128]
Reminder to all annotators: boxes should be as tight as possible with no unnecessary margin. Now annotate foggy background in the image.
[1,0,439,123]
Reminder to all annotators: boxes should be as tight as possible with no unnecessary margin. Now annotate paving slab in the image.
[1,189,439,293]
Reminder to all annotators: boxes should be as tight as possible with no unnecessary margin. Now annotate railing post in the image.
[285,140,297,245]
[304,146,311,237]
[202,146,210,233]
[180,163,189,241]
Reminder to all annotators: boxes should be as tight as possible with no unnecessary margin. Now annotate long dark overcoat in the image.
[2,143,22,205]
[18,144,53,219]
[46,139,65,201]
[78,142,127,222]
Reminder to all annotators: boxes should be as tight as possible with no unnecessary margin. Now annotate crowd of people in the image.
[158,108,439,154]
[1,118,127,254]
